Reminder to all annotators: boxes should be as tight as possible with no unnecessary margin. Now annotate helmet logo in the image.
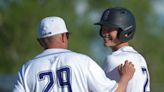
[124,25,133,31]
[103,10,110,21]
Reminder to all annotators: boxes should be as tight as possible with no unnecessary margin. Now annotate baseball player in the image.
[13,16,135,92]
[95,7,150,92]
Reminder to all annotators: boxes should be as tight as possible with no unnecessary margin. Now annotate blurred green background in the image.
[0,0,164,91]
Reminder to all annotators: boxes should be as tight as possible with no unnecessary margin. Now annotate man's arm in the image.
[115,60,135,92]
[13,65,26,92]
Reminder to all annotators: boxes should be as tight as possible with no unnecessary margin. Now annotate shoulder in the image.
[108,46,144,62]
[54,51,93,63]
[104,52,125,63]
[103,47,139,70]
[67,52,98,66]
[64,51,91,58]
[103,54,122,72]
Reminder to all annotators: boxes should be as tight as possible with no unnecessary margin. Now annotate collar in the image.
[34,48,71,59]
[114,46,137,53]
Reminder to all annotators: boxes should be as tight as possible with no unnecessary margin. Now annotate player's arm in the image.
[13,66,26,92]
[114,60,135,92]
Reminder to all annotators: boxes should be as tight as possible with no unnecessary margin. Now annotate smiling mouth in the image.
[103,35,113,40]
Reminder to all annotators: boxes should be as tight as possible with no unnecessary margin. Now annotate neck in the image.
[44,41,67,49]
[47,44,67,49]
[111,42,129,51]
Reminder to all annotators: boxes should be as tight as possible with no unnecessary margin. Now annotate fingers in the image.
[118,64,123,70]
[119,60,135,72]
[125,60,128,64]
[119,60,135,81]
[125,60,132,65]
[124,60,134,67]
[118,64,123,74]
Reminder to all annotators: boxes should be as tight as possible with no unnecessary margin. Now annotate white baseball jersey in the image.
[103,46,150,92]
[13,48,118,92]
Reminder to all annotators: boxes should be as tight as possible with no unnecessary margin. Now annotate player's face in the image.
[101,26,120,47]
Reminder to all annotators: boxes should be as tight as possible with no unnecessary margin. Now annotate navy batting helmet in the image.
[95,7,136,42]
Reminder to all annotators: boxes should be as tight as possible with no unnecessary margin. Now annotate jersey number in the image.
[39,67,72,92]
[141,67,148,92]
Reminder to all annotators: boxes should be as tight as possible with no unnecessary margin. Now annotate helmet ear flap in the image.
[118,28,135,42]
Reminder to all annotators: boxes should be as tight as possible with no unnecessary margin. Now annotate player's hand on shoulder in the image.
[119,60,135,81]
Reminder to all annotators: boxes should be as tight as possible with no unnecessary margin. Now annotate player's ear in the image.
[61,33,67,43]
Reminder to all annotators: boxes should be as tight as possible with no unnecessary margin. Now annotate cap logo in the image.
[42,32,52,36]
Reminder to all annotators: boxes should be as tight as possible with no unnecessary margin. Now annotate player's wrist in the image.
[120,76,129,87]
[116,77,128,92]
